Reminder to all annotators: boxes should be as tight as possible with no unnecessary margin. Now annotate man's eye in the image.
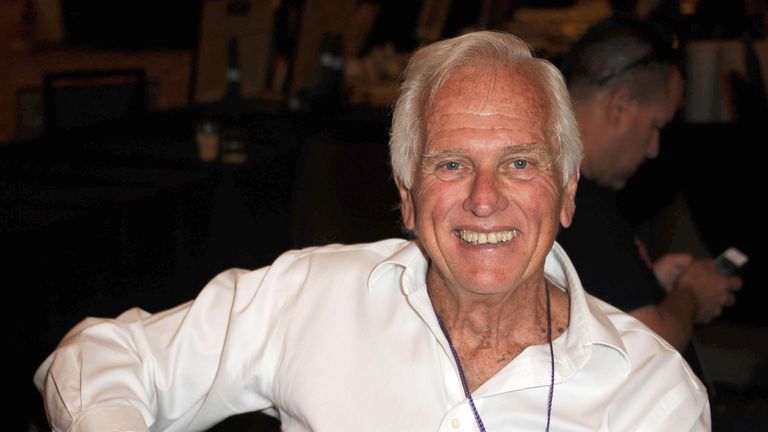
[432,159,471,181]
[444,161,461,170]
[501,158,539,181]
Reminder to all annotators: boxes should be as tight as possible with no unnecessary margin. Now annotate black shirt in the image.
[558,177,707,384]
[558,177,666,310]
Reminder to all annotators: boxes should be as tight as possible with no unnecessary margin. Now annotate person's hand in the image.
[673,259,743,324]
[653,253,694,291]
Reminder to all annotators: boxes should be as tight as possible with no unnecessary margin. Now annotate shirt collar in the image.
[368,240,631,370]
[368,240,427,293]
[548,241,631,374]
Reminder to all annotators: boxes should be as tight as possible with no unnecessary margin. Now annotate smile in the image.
[458,229,519,245]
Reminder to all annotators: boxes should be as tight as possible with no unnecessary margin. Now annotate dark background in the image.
[5,0,766,430]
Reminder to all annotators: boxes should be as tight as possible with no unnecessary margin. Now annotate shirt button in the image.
[450,418,461,429]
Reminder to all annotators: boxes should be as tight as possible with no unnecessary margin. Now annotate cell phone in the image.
[713,247,749,275]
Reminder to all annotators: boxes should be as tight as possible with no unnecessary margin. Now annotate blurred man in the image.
[558,18,742,353]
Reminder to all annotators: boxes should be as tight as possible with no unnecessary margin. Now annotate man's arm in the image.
[630,258,742,351]
[35,268,276,432]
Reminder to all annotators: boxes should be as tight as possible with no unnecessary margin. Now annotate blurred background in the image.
[2,0,766,430]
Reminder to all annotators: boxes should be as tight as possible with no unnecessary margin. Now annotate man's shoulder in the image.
[589,294,673,351]
[577,295,710,430]
[589,294,705,385]
[266,238,412,278]
[282,238,410,262]
[233,239,414,310]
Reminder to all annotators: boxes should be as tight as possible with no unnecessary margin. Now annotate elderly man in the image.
[556,19,742,354]
[36,31,708,431]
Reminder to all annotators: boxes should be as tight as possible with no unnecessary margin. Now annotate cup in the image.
[196,120,220,162]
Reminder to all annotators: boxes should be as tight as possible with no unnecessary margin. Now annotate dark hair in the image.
[560,17,680,102]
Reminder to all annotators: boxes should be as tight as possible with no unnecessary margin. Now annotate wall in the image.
[0,0,192,144]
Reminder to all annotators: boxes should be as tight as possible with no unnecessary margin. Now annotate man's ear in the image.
[396,178,416,230]
[560,169,579,228]
[606,86,634,126]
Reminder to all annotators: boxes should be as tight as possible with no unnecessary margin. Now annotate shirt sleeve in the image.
[634,377,711,431]
[34,266,283,432]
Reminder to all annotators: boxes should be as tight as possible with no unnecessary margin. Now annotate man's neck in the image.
[427,268,570,390]
[574,101,625,189]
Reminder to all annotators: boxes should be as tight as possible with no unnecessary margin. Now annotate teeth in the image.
[459,229,518,245]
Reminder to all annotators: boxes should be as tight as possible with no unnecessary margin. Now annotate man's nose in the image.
[463,168,508,217]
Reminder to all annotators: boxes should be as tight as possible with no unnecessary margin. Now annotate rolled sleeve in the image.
[68,404,148,432]
[34,267,275,432]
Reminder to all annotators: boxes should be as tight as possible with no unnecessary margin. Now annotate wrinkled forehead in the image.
[426,65,550,128]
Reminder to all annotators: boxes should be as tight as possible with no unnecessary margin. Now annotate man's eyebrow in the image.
[502,143,542,154]
[420,143,549,162]
[503,143,555,160]
[421,149,466,161]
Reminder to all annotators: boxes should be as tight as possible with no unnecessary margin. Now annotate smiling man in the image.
[396,63,576,393]
[36,31,709,432]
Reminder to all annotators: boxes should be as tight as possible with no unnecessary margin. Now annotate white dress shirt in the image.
[35,239,710,431]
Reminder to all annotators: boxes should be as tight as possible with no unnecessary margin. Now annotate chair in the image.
[43,68,148,133]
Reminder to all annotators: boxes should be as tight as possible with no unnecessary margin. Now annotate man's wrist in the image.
[663,285,699,325]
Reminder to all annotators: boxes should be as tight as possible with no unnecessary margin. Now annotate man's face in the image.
[606,70,683,189]
[398,66,577,297]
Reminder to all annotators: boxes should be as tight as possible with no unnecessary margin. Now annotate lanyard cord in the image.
[437,283,554,432]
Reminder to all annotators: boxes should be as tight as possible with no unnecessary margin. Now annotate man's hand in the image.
[674,260,743,324]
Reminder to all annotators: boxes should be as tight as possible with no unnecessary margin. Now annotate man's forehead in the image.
[428,66,548,117]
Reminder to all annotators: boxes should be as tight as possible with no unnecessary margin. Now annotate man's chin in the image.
[611,179,627,190]
[611,169,635,190]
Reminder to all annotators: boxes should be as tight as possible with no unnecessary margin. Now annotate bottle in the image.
[292,32,344,112]
[220,37,248,164]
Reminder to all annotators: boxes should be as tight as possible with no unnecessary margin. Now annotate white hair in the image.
[389,31,582,188]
